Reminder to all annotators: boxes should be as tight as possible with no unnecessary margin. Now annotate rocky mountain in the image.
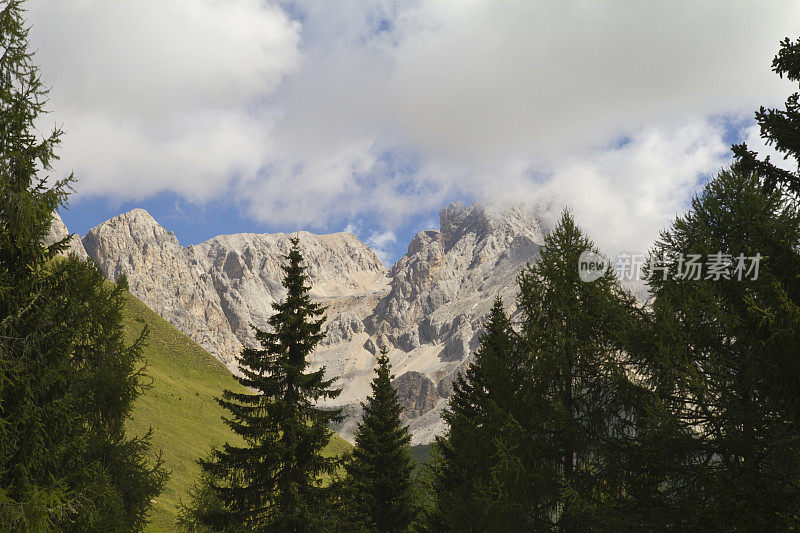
[61,202,544,444]
[46,213,89,260]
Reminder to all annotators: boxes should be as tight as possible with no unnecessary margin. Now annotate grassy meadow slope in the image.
[121,291,351,531]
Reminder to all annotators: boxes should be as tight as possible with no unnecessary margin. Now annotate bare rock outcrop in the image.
[392,371,441,421]
[83,209,241,366]
[361,203,543,401]
[46,213,88,260]
[188,231,386,359]
[77,202,545,444]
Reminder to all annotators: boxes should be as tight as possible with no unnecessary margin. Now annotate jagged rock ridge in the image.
[46,213,89,260]
[70,202,544,444]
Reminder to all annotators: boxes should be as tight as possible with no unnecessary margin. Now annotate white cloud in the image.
[365,230,397,266]
[26,0,800,257]
[341,220,396,265]
[381,1,796,165]
[525,121,730,256]
[28,0,300,201]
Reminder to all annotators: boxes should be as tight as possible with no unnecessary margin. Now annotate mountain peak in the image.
[439,202,493,250]
[85,208,172,243]
[113,208,162,229]
[83,208,179,272]
[45,212,89,260]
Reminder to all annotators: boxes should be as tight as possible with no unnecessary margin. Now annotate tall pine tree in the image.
[187,237,343,532]
[429,297,526,531]
[0,1,167,529]
[512,211,646,531]
[639,164,800,529]
[0,0,73,520]
[619,37,800,529]
[731,34,800,425]
[343,347,415,533]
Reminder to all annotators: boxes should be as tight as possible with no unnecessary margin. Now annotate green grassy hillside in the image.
[122,292,351,531]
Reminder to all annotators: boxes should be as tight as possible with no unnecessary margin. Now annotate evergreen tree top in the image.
[356,347,405,440]
[274,236,317,308]
[345,347,415,533]
[193,235,342,531]
[371,347,395,395]
[538,210,604,273]
[519,210,622,320]
[733,37,800,194]
[0,0,73,284]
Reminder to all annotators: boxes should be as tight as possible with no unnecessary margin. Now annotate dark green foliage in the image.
[0,2,167,529]
[512,211,646,531]
[421,36,800,531]
[639,164,800,530]
[409,444,432,470]
[185,238,343,532]
[343,348,415,533]
[412,444,446,533]
[427,224,647,532]
[0,1,68,273]
[429,297,529,531]
[177,470,249,533]
[733,37,800,193]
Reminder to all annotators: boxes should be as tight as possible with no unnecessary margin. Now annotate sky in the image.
[25,0,800,265]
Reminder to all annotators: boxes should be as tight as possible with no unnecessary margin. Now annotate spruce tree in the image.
[0,1,167,529]
[641,164,800,530]
[189,237,343,532]
[430,297,525,531]
[343,347,415,533]
[54,265,168,532]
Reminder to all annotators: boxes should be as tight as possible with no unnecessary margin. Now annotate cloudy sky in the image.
[27,0,800,264]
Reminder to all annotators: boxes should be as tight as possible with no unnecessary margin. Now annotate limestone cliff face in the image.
[83,209,241,366]
[354,203,544,442]
[76,202,544,444]
[392,371,440,422]
[46,213,88,260]
[368,203,543,357]
[188,231,387,362]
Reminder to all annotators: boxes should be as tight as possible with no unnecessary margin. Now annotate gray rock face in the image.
[82,210,386,369]
[46,213,88,260]
[364,203,543,390]
[392,371,441,421]
[76,202,544,444]
[187,231,387,362]
[83,209,242,366]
